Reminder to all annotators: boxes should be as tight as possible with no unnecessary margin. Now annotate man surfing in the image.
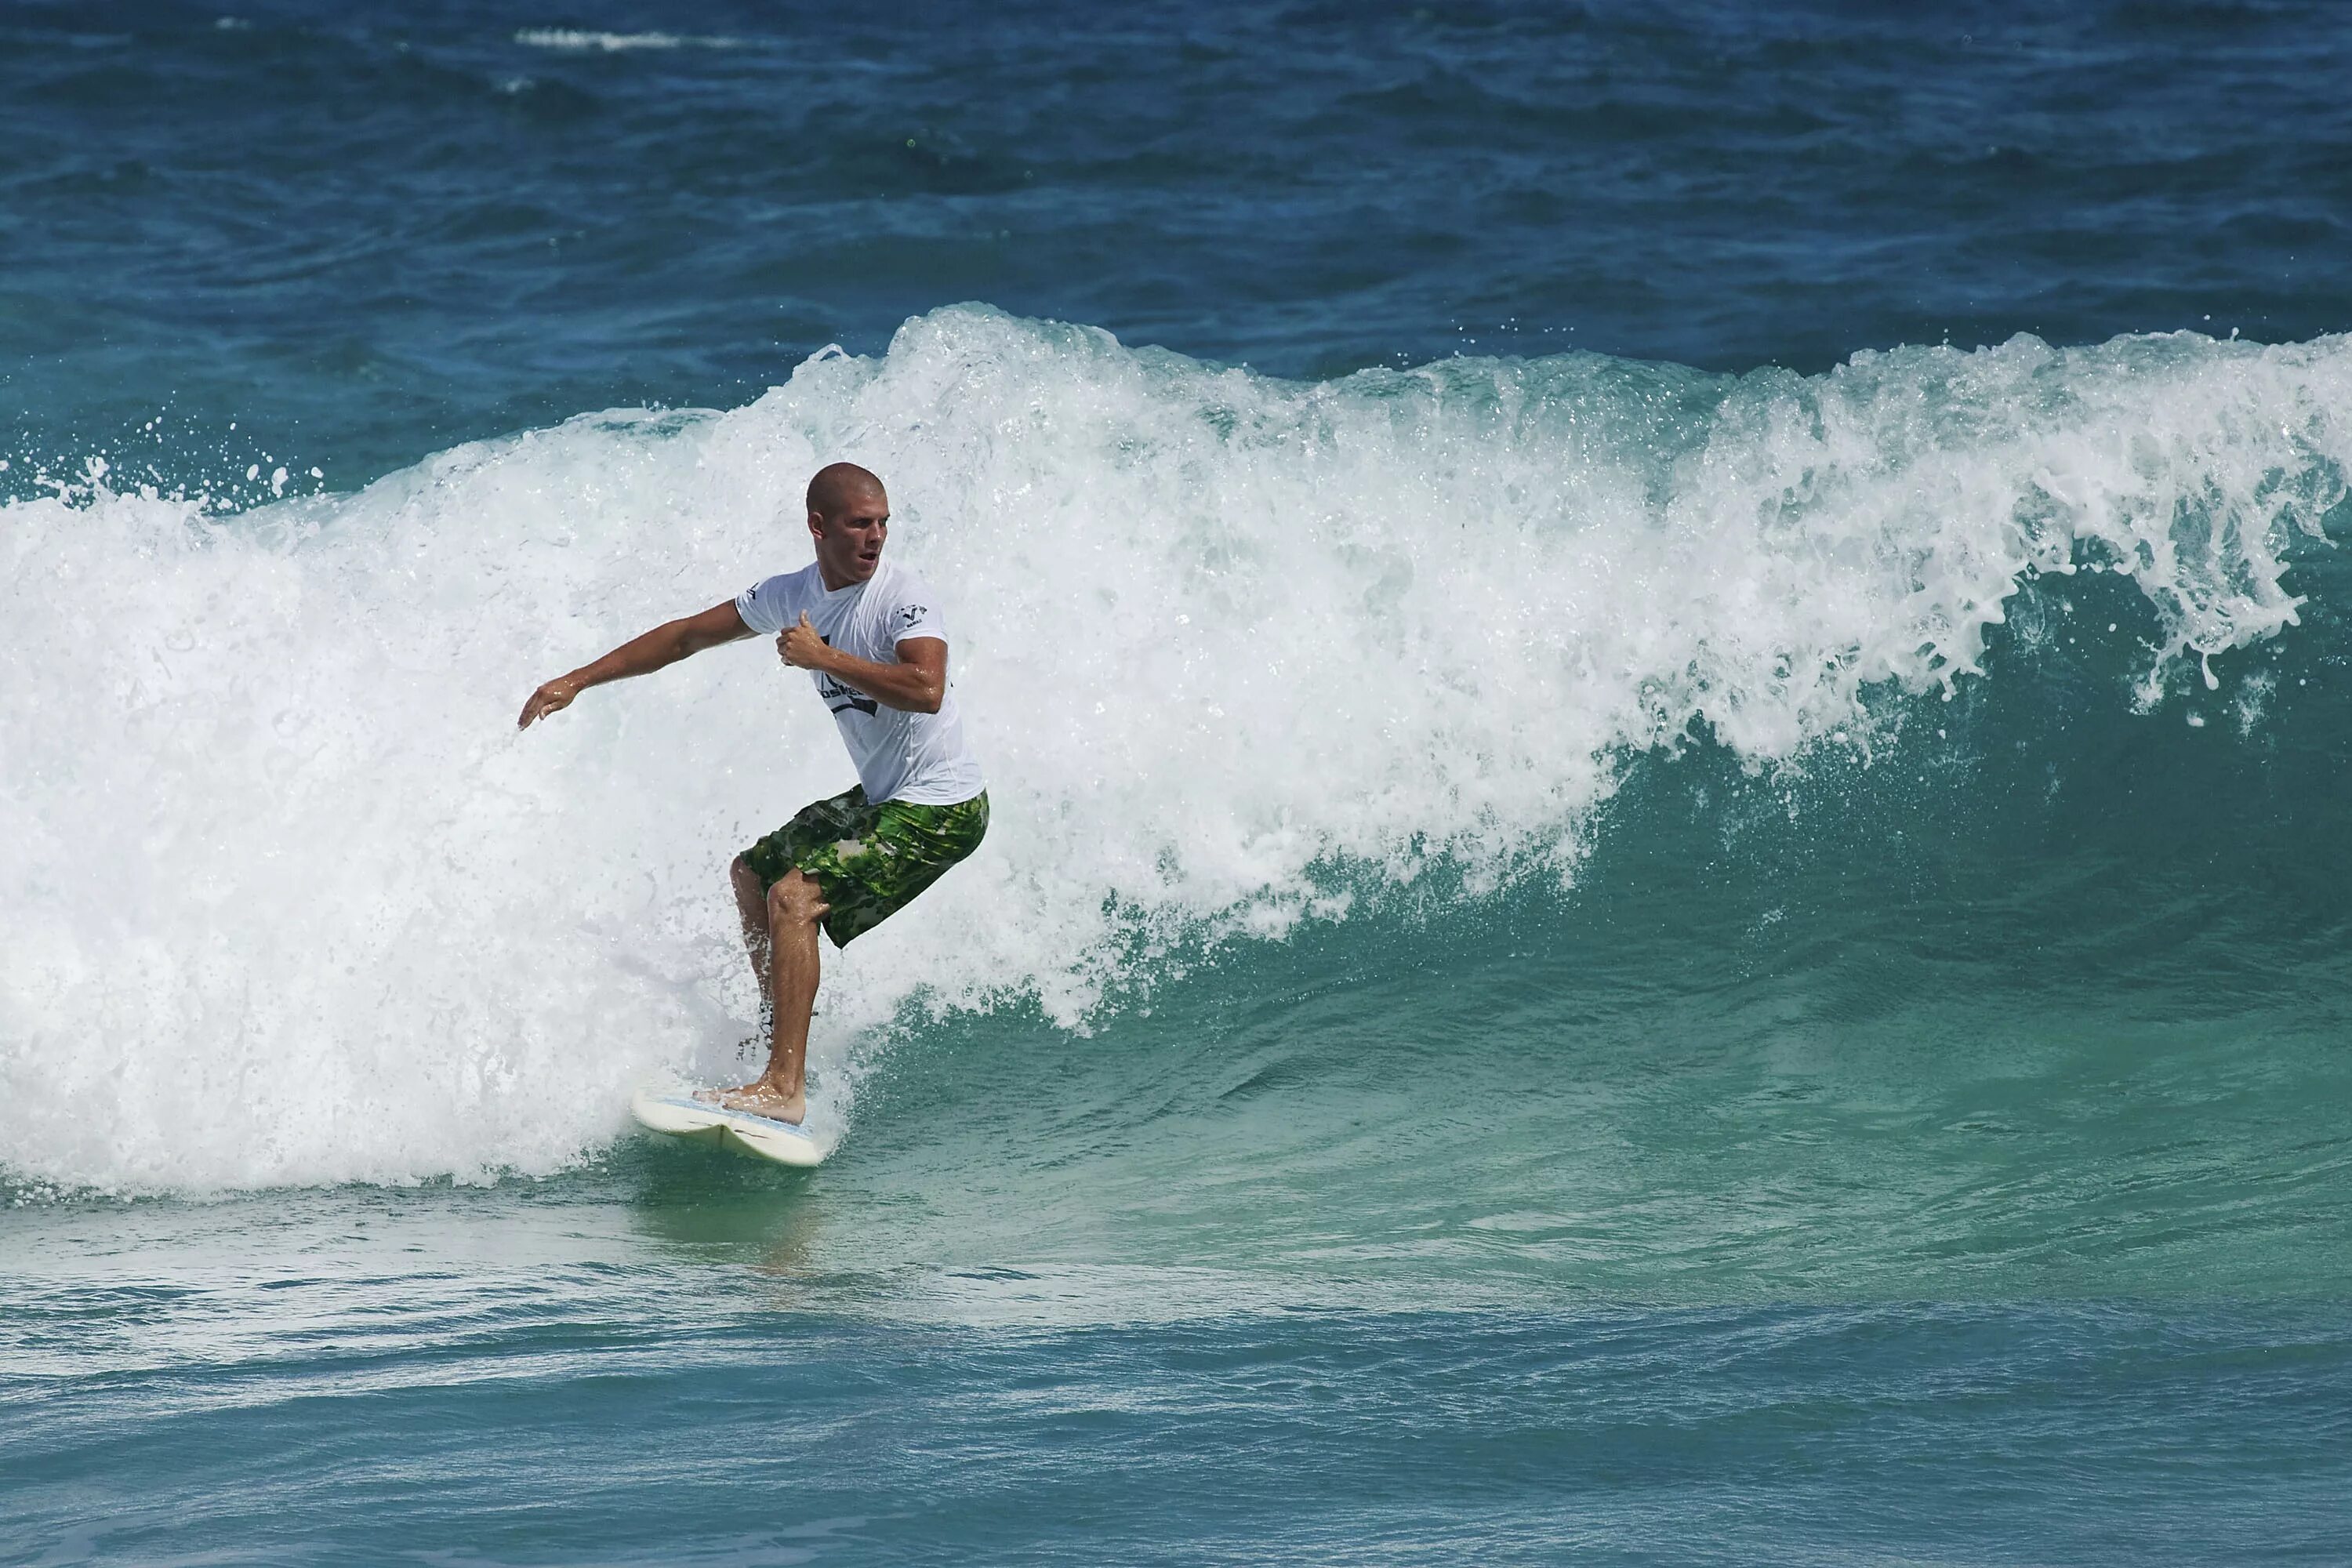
[517,462,988,1125]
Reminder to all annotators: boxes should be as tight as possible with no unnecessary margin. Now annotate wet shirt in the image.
[735,559,985,806]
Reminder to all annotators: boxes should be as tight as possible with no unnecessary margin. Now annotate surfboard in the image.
[629,1086,827,1168]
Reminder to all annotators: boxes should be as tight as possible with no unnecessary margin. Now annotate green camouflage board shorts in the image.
[741,786,989,946]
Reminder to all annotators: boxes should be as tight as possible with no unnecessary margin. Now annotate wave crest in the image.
[3,307,2346,1190]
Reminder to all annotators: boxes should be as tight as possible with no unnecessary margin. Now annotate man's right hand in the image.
[516,600,752,732]
[518,676,581,730]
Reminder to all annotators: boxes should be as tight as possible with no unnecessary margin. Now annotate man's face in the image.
[808,484,889,588]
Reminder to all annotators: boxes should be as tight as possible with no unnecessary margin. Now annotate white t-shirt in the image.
[734,558,986,806]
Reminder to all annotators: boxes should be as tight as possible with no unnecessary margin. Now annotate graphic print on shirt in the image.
[813,636,878,717]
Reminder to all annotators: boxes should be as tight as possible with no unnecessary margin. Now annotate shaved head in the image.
[800,463,891,589]
[806,461,886,521]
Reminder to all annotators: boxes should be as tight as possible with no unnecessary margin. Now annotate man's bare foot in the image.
[697,1082,807,1126]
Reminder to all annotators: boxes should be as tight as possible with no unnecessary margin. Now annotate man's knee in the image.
[766,869,826,924]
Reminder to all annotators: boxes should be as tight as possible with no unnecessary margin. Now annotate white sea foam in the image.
[513,29,735,53]
[4,308,2347,1192]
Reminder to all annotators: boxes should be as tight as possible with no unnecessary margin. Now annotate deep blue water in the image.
[7,2,2352,1563]
[11,0,2352,482]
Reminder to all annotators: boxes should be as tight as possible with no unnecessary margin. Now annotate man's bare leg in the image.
[706,867,826,1125]
[730,855,774,996]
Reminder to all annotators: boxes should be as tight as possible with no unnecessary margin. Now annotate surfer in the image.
[517,462,989,1125]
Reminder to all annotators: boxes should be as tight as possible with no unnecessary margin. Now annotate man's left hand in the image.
[779,612,830,671]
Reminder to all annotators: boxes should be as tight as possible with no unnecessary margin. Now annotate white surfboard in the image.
[630,1086,828,1168]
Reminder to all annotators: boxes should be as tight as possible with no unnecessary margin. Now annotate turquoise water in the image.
[9,1190,2348,1563]
[9,2,2352,1562]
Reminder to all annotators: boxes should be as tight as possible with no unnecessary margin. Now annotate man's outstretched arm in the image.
[518,600,753,729]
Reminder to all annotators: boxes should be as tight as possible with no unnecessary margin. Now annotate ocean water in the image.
[5,2,2352,1563]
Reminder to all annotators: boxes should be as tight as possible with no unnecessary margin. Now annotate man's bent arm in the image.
[779,615,947,714]
[518,601,753,728]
